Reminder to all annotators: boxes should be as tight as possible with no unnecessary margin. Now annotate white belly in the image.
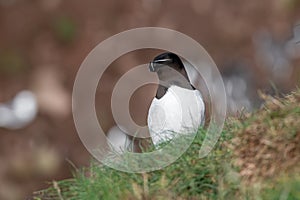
[147,85,205,147]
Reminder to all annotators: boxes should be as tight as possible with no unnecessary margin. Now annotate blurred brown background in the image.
[0,0,300,199]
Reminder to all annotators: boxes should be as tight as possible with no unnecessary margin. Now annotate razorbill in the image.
[107,125,132,153]
[0,90,38,129]
[147,52,205,147]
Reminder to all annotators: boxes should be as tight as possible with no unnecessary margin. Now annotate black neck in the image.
[154,66,195,99]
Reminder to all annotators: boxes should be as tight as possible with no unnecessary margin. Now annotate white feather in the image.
[147,85,205,147]
[107,126,131,153]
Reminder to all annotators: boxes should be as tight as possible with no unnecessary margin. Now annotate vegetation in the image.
[53,16,77,44]
[34,89,300,200]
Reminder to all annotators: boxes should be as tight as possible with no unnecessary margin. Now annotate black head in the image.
[149,52,185,73]
[149,52,194,99]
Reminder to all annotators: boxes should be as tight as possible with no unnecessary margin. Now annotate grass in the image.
[34,89,300,200]
[0,50,28,75]
[52,16,77,44]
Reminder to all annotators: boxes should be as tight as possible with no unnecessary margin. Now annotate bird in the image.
[0,90,38,130]
[147,52,205,148]
[107,125,132,153]
[221,61,258,114]
[253,30,293,83]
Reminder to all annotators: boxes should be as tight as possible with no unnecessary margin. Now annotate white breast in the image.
[147,85,205,147]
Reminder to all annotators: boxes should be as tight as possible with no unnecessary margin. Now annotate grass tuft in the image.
[34,88,300,199]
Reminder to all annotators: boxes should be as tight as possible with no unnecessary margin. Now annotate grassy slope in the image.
[34,89,300,200]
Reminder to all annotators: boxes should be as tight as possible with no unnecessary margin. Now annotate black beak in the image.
[149,62,157,72]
